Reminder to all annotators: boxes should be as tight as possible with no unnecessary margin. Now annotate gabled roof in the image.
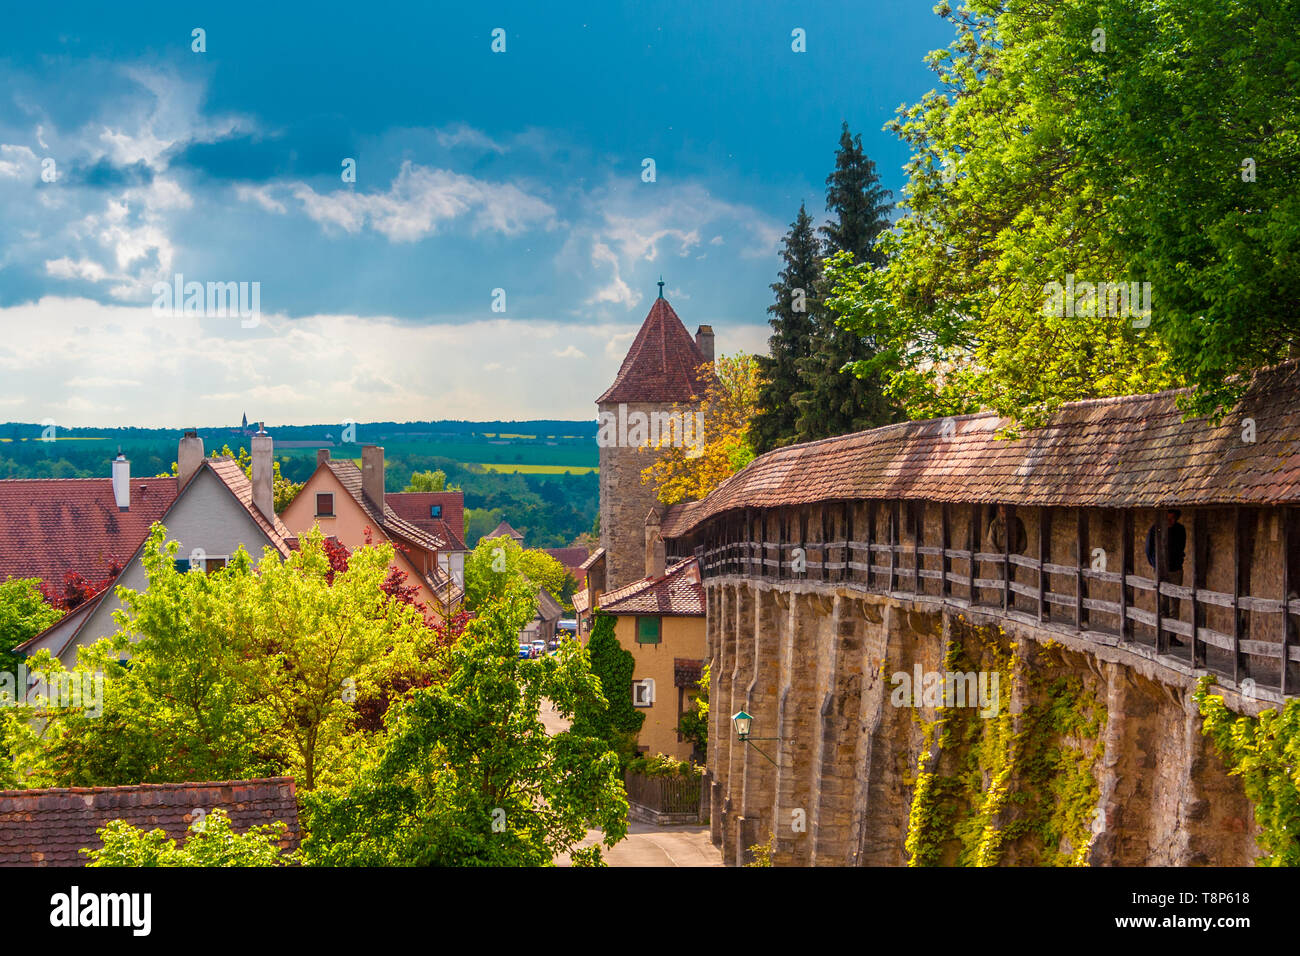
[535,587,564,620]
[598,557,704,617]
[662,359,1300,537]
[0,475,177,586]
[486,520,525,542]
[387,492,467,551]
[0,777,299,867]
[579,547,606,572]
[597,298,711,405]
[320,459,461,604]
[324,460,447,554]
[15,458,299,659]
[542,547,589,581]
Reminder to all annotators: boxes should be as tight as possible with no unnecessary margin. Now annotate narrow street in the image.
[540,699,722,868]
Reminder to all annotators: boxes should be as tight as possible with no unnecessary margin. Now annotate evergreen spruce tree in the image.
[751,203,822,454]
[793,123,897,440]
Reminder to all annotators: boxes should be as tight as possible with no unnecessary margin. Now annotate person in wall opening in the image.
[984,503,1027,555]
[1145,507,1186,631]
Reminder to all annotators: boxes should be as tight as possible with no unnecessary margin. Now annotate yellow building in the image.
[578,520,706,761]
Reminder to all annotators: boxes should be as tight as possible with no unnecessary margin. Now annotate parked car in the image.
[530,640,546,658]
[518,644,531,659]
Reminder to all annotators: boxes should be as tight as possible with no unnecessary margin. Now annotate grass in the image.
[475,463,599,475]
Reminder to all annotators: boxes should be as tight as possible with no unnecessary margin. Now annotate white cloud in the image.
[0,144,38,178]
[435,123,506,154]
[0,297,767,426]
[235,184,287,214]
[45,257,110,282]
[288,161,557,242]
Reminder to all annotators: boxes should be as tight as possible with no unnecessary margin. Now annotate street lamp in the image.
[731,710,777,766]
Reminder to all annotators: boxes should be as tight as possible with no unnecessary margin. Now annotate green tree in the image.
[405,469,460,493]
[0,577,62,675]
[300,579,629,865]
[793,124,898,441]
[677,662,710,761]
[84,809,290,867]
[752,204,823,454]
[831,0,1298,427]
[463,535,570,613]
[571,612,643,765]
[36,525,435,790]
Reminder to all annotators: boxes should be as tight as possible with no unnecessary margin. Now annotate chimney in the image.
[251,428,274,522]
[111,452,130,511]
[695,325,715,363]
[362,445,385,513]
[317,448,331,467]
[645,508,665,579]
[178,430,205,487]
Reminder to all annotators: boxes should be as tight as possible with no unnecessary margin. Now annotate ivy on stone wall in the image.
[904,621,1106,867]
[1194,677,1300,867]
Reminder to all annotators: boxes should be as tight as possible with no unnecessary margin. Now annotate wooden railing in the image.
[686,503,1298,699]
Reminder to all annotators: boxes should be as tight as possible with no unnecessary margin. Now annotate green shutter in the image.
[636,616,661,644]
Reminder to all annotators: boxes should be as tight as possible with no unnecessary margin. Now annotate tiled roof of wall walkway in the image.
[662,360,1300,538]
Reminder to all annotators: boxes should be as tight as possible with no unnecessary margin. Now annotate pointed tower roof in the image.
[598,297,711,404]
[487,520,526,542]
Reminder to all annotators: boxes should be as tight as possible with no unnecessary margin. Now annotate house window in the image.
[636,616,661,644]
[205,557,228,574]
[632,678,655,707]
[173,559,191,574]
[316,493,334,517]
[429,504,442,518]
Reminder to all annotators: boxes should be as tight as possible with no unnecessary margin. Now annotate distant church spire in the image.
[657,276,664,299]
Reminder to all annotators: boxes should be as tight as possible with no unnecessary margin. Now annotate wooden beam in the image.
[969,504,979,604]
[867,501,877,589]
[1120,509,1132,642]
[1189,509,1202,669]
[1282,506,1291,697]
[821,503,829,582]
[842,501,851,584]
[941,504,951,600]
[1038,508,1050,623]
[1232,506,1242,683]
[890,499,900,593]
[1003,506,1012,613]
[1075,509,1086,631]
[1155,508,1166,656]
[912,503,921,595]
[799,506,808,580]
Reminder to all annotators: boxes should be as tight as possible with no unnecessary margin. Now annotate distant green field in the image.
[476,463,599,475]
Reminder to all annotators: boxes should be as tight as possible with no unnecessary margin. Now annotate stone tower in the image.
[597,292,713,589]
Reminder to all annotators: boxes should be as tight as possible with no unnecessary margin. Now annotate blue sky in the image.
[0,1,952,427]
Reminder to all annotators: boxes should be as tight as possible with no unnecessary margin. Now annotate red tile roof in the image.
[662,360,1300,538]
[323,460,460,603]
[387,492,466,550]
[0,777,300,867]
[0,476,177,586]
[486,520,525,542]
[598,558,704,616]
[674,658,705,688]
[579,547,606,572]
[542,547,589,582]
[597,298,712,405]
